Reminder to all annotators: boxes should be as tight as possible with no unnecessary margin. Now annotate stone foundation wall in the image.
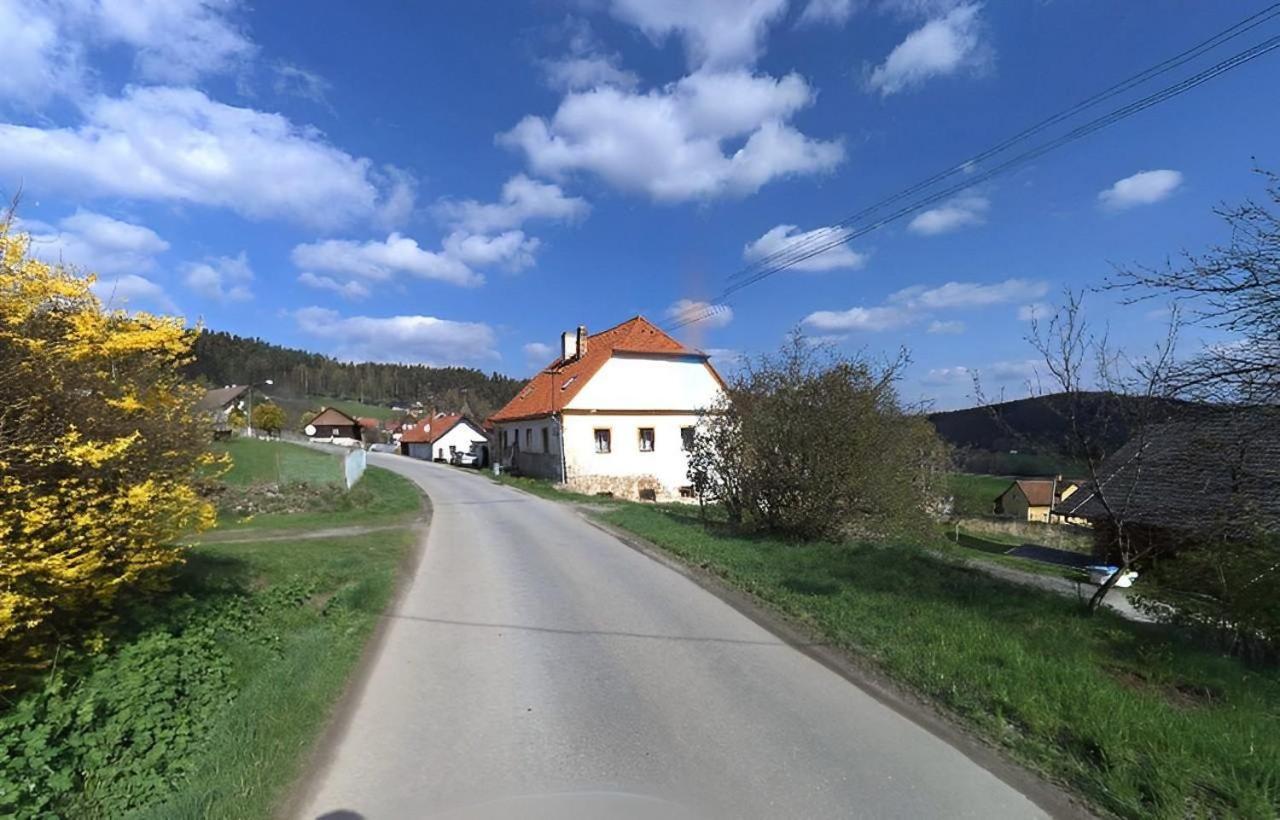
[566,473,691,503]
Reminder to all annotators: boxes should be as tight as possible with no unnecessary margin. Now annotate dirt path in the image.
[191,519,425,545]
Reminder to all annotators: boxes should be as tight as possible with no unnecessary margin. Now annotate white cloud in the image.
[291,234,482,287]
[867,2,988,96]
[743,223,867,271]
[0,86,413,230]
[91,273,177,312]
[805,277,1046,332]
[272,63,332,107]
[804,305,914,332]
[666,298,734,329]
[922,359,1037,387]
[0,0,80,103]
[607,0,789,69]
[94,0,255,84]
[1097,169,1182,211]
[799,0,857,26]
[891,277,1046,310]
[927,319,965,334]
[1017,302,1050,321]
[501,69,843,202]
[442,230,539,273]
[19,209,169,274]
[921,365,972,386]
[543,55,639,91]
[985,359,1040,382]
[523,341,555,370]
[183,252,253,303]
[297,272,370,301]
[0,0,254,102]
[908,194,989,235]
[436,175,590,234]
[294,307,498,365]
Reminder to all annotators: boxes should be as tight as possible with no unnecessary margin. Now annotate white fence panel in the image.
[343,447,367,489]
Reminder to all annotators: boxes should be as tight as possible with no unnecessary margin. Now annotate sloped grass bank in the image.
[599,503,1280,820]
[213,437,344,487]
[0,477,420,818]
[211,464,423,532]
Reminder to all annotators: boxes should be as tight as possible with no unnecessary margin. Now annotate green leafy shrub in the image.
[0,577,319,818]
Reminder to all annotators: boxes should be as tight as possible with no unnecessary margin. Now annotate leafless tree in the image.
[1109,168,1280,405]
[1019,291,1189,612]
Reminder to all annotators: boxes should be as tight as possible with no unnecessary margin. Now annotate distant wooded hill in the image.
[186,330,523,421]
[927,392,1190,476]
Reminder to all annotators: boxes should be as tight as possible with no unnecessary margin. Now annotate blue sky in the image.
[3,0,1278,409]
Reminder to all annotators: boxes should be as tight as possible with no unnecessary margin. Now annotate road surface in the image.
[296,455,1054,819]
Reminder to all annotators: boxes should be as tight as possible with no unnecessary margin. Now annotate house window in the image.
[541,427,549,453]
[525,428,532,449]
[594,428,611,453]
[638,427,655,452]
[680,426,695,451]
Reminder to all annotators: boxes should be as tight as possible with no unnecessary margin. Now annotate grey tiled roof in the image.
[1054,407,1280,534]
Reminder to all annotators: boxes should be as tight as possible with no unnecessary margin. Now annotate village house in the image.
[488,317,725,501]
[196,385,248,439]
[305,406,362,444]
[1053,408,1280,560]
[994,477,1083,524]
[399,413,489,463]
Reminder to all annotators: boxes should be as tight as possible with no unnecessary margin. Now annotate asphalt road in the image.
[296,455,1052,820]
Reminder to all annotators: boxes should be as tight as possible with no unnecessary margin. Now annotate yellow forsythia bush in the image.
[0,225,216,677]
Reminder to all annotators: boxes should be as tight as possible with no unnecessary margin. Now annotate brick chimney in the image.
[576,324,587,357]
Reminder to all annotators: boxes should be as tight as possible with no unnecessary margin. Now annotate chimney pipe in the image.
[561,331,576,362]
[576,325,587,357]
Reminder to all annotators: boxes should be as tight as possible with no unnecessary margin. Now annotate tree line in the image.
[186,330,524,420]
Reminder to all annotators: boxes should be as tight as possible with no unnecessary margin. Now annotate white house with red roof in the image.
[399,413,488,463]
[488,316,725,501]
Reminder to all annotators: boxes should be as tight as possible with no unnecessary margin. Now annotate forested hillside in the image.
[186,330,523,420]
[927,392,1189,475]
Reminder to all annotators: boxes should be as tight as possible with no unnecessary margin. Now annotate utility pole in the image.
[245,379,274,438]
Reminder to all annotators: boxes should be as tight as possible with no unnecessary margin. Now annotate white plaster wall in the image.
[565,355,721,412]
[562,413,699,496]
[496,418,561,454]
[433,422,489,460]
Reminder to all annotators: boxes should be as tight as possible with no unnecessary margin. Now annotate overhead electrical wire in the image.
[664,8,1280,331]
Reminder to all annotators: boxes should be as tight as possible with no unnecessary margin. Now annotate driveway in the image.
[296,456,1058,819]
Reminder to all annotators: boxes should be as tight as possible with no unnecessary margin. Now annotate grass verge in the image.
[588,501,1278,819]
[0,465,422,819]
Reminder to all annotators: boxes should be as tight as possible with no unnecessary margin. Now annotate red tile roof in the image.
[398,413,466,444]
[488,316,712,423]
[356,416,381,429]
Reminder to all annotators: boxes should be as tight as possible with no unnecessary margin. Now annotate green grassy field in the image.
[584,502,1280,819]
[947,472,1012,517]
[214,438,343,486]
[0,450,423,819]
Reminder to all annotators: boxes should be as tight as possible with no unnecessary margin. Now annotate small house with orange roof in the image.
[399,412,488,463]
[488,316,725,501]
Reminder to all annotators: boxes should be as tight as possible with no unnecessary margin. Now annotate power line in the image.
[666,29,1280,331]
[725,3,1280,285]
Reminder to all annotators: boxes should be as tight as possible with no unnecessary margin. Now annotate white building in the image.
[489,317,725,501]
[400,413,489,463]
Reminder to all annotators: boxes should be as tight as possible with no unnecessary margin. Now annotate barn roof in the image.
[310,406,358,427]
[1053,407,1280,534]
[196,385,248,412]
